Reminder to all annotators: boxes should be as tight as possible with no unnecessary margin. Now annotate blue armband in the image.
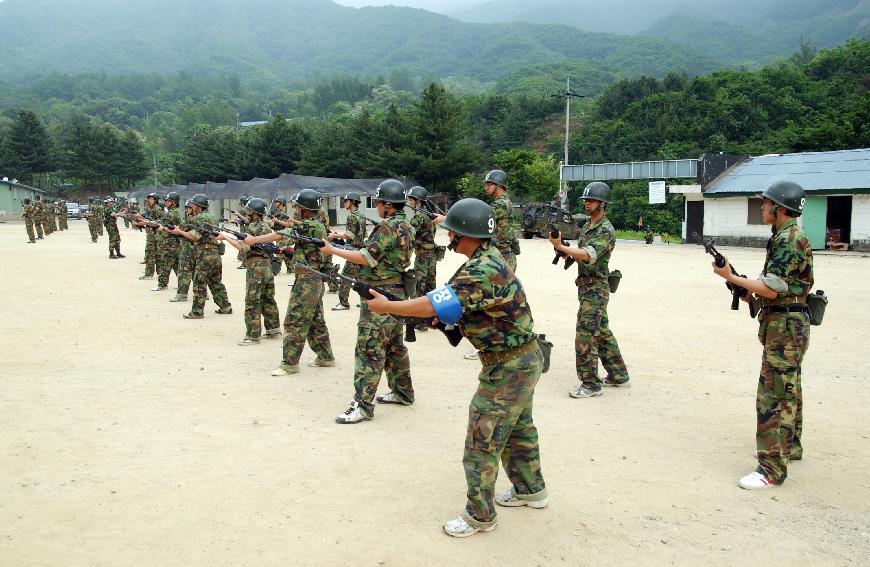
[426,285,462,326]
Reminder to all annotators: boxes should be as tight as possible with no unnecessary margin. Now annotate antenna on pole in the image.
[551,78,584,209]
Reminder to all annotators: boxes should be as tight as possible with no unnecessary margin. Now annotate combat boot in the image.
[115,245,125,258]
[109,250,117,259]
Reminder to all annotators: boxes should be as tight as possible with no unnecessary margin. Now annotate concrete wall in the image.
[0,182,44,221]
[702,196,773,247]
[851,194,870,252]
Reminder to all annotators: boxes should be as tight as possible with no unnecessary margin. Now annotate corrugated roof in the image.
[704,148,870,196]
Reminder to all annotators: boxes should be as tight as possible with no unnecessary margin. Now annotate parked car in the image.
[66,202,81,219]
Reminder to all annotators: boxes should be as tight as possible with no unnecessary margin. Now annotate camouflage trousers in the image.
[323,256,338,292]
[576,282,629,387]
[97,217,103,235]
[157,239,180,288]
[59,215,68,230]
[337,261,361,307]
[244,259,280,340]
[353,289,413,416]
[105,222,120,249]
[282,273,333,366]
[191,249,231,315]
[413,252,437,298]
[25,219,35,242]
[43,216,54,235]
[755,310,809,484]
[463,348,547,527]
[87,217,98,241]
[176,242,195,296]
[35,217,44,238]
[143,230,157,276]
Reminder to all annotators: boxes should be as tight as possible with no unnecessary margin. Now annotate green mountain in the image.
[0,0,724,84]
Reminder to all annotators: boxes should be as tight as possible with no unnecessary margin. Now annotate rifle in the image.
[203,223,290,259]
[692,232,759,318]
[351,211,380,227]
[549,229,575,269]
[293,264,463,346]
[290,230,353,250]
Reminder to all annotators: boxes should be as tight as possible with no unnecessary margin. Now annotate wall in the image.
[851,194,870,252]
[0,182,43,221]
[702,196,773,247]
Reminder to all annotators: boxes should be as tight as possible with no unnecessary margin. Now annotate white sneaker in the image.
[271,364,299,376]
[331,303,350,311]
[335,401,371,424]
[442,515,497,538]
[463,350,480,360]
[151,285,167,292]
[238,337,260,346]
[568,386,602,398]
[307,357,336,368]
[738,471,773,490]
[376,391,411,405]
[495,490,548,508]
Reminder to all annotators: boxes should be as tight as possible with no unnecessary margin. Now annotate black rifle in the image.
[293,264,463,346]
[291,230,353,250]
[693,232,759,318]
[204,223,291,259]
[549,229,575,269]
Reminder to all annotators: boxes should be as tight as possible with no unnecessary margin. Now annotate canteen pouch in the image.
[402,271,417,298]
[807,289,827,326]
[218,242,226,256]
[537,334,553,374]
[608,269,622,293]
[435,245,447,261]
[510,239,521,256]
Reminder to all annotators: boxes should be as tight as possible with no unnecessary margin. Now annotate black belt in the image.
[764,305,807,313]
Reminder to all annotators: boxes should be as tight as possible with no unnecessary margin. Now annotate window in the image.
[747,197,763,225]
[366,196,376,208]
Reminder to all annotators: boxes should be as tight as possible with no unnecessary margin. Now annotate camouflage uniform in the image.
[142,203,160,276]
[34,201,45,239]
[41,202,54,235]
[278,218,334,367]
[241,219,281,340]
[410,206,437,298]
[450,241,547,529]
[491,194,518,272]
[270,208,293,274]
[337,211,368,307]
[23,203,37,242]
[573,217,629,390]
[188,212,232,316]
[754,218,813,484]
[95,202,104,235]
[86,207,99,241]
[103,206,121,250]
[157,207,183,289]
[176,210,196,297]
[319,204,338,292]
[58,202,68,230]
[352,210,414,416]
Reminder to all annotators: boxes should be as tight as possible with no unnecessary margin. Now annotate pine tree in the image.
[6,110,53,184]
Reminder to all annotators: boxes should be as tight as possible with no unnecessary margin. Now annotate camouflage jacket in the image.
[281,217,327,272]
[491,194,516,251]
[761,218,814,302]
[23,204,35,220]
[189,212,220,249]
[450,241,537,353]
[163,208,184,245]
[358,210,412,284]
[102,206,117,227]
[575,217,615,281]
[318,206,331,231]
[410,207,436,254]
[345,211,368,248]
[242,219,274,263]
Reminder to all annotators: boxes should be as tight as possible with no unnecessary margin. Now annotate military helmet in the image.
[441,198,495,239]
[581,181,612,203]
[166,192,180,205]
[146,192,158,201]
[184,199,194,209]
[761,180,806,216]
[240,195,249,204]
[105,196,115,203]
[190,194,209,209]
[292,189,321,211]
[23,197,31,204]
[484,170,508,188]
[245,197,267,216]
[407,185,427,200]
[35,195,41,201]
[273,196,287,206]
[374,179,407,204]
[343,191,361,203]
[88,197,94,203]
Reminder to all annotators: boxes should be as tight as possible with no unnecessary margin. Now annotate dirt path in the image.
[1,221,868,566]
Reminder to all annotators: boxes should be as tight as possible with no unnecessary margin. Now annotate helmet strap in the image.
[447,233,462,251]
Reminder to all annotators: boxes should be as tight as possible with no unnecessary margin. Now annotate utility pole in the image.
[153,154,158,187]
[551,79,584,210]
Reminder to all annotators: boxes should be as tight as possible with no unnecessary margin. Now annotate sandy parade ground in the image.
[1,219,868,567]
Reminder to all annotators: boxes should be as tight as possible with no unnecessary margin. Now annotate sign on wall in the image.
[648,180,667,204]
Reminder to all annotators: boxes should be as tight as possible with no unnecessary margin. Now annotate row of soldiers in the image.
[21,195,69,242]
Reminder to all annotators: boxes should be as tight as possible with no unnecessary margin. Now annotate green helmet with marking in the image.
[441,198,495,239]
[245,197,267,216]
[761,180,806,216]
[581,181,611,203]
[292,189,321,211]
[374,179,407,204]
[190,194,209,209]
[407,185,427,200]
[484,170,508,188]
[343,191,361,203]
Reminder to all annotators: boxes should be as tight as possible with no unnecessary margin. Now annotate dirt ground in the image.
[1,220,868,567]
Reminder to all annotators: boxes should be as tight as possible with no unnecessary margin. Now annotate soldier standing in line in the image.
[102,196,126,259]
[329,191,368,311]
[169,194,232,319]
[33,196,45,240]
[548,182,630,399]
[140,192,160,279]
[318,196,339,293]
[92,197,105,237]
[320,179,414,424]
[712,181,813,490]
[218,197,282,345]
[22,198,37,243]
[267,196,294,275]
[484,170,519,271]
[366,198,548,537]
[232,195,251,270]
[405,185,438,329]
[153,192,183,292]
[170,200,196,303]
[85,197,99,242]
[37,196,51,236]
[58,200,69,231]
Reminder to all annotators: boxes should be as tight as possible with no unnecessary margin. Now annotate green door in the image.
[802,196,827,250]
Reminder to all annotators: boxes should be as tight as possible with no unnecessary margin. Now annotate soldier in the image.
[245,190,334,370]
[58,200,69,231]
[218,197,282,345]
[268,196,295,275]
[320,179,413,424]
[406,185,438,327]
[22,198,37,243]
[139,192,160,279]
[329,191,368,311]
[318,197,339,293]
[169,194,232,319]
[366,198,548,537]
[38,196,52,236]
[102,196,126,259]
[85,197,99,242]
[712,181,813,490]
[484,170,519,271]
[232,195,251,270]
[92,197,105,237]
[170,200,196,303]
[33,195,45,240]
[548,182,629,398]
[153,192,183,292]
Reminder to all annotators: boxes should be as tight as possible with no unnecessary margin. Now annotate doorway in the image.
[826,196,852,248]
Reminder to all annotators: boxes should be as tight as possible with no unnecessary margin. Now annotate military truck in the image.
[519,203,587,240]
